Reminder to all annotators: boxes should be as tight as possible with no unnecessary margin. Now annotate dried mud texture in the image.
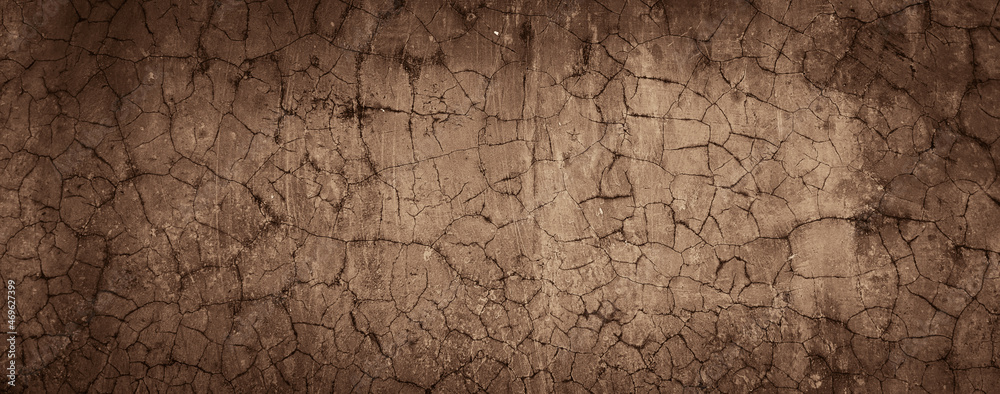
[2,0,1000,392]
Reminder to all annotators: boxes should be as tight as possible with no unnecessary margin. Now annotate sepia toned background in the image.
[1,0,999,391]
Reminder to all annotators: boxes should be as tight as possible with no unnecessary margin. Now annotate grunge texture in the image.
[1,0,1000,392]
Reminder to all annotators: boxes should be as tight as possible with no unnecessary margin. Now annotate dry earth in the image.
[1,0,1000,392]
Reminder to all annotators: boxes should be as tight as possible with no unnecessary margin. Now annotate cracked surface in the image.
[2,0,1000,392]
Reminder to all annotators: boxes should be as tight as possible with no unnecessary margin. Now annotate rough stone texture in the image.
[1,0,1000,392]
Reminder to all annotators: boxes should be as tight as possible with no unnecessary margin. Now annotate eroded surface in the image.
[2,0,1000,392]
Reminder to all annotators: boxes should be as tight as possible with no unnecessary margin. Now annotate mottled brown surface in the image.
[1,0,999,392]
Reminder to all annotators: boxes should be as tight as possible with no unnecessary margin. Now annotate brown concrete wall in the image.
[1,0,999,391]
